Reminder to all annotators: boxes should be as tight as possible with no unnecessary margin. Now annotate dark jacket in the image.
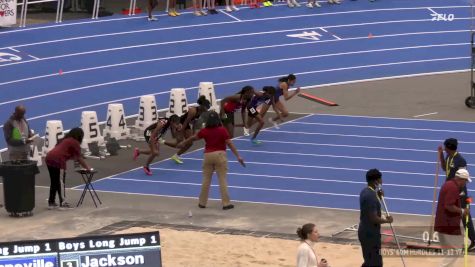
[3,115,31,147]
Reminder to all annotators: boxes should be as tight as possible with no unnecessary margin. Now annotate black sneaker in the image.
[209,9,218,14]
[223,204,234,210]
[468,242,475,252]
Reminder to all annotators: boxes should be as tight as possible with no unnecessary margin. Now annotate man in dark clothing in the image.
[434,168,471,267]
[358,168,393,267]
[3,105,34,161]
[438,138,475,251]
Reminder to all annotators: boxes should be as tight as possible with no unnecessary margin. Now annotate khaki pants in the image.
[439,233,463,267]
[199,151,230,207]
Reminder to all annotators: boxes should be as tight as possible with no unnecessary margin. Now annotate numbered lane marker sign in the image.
[135,95,158,131]
[166,88,189,117]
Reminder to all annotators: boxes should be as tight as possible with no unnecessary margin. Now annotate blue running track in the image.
[0,0,472,149]
[85,114,475,215]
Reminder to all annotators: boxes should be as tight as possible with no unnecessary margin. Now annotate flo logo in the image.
[0,52,22,63]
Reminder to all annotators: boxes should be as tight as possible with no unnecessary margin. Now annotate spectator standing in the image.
[3,105,34,161]
[434,169,471,267]
[358,168,393,267]
[296,223,329,267]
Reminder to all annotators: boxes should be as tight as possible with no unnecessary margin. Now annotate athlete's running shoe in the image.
[171,154,184,164]
[251,138,262,145]
[243,127,250,136]
[143,166,152,176]
[147,16,158,21]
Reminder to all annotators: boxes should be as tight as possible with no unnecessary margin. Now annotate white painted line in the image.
[1,14,471,52]
[0,5,468,36]
[27,54,40,60]
[220,10,242,22]
[332,34,342,40]
[1,41,468,87]
[315,112,475,124]
[179,157,437,176]
[413,112,438,118]
[8,47,20,52]
[287,121,474,134]
[233,138,475,155]
[0,54,468,106]
[265,129,475,143]
[105,177,433,203]
[238,149,438,164]
[427,7,439,15]
[149,167,447,190]
[319,27,328,33]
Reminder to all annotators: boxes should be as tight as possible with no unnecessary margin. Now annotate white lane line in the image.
[287,120,475,134]
[427,7,439,15]
[149,167,463,191]
[238,149,438,164]
[104,177,433,203]
[8,47,20,52]
[180,157,436,176]
[314,112,475,124]
[27,54,40,60]
[233,139,475,155]
[0,5,468,36]
[0,68,468,129]
[220,10,242,22]
[265,129,475,143]
[319,27,328,32]
[332,34,342,40]
[0,54,468,106]
[149,167,475,192]
[1,13,470,51]
[0,41,468,87]
[413,112,439,118]
[0,27,469,71]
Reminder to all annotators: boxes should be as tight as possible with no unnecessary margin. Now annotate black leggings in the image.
[47,165,63,204]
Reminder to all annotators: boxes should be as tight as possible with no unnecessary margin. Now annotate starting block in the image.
[103,103,129,140]
[198,82,219,112]
[42,120,64,155]
[166,88,189,117]
[80,111,104,150]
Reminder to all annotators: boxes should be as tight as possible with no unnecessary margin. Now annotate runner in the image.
[133,115,181,175]
[246,86,280,144]
[170,95,211,164]
[220,85,255,138]
[269,74,301,128]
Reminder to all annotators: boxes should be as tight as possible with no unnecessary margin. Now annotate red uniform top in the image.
[434,180,462,235]
[45,138,81,169]
[223,101,241,113]
[197,126,230,153]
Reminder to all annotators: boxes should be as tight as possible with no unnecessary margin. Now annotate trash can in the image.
[0,160,39,217]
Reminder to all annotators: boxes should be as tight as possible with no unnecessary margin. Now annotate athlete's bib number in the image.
[249,107,257,114]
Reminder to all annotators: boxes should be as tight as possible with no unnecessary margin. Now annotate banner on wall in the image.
[0,0,17,27]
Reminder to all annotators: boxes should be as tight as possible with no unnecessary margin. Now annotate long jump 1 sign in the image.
[0,0,16,27]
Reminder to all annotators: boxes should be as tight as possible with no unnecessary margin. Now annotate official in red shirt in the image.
[45,128,91,209]
[179,111,244,210]
[434,168,471,267]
